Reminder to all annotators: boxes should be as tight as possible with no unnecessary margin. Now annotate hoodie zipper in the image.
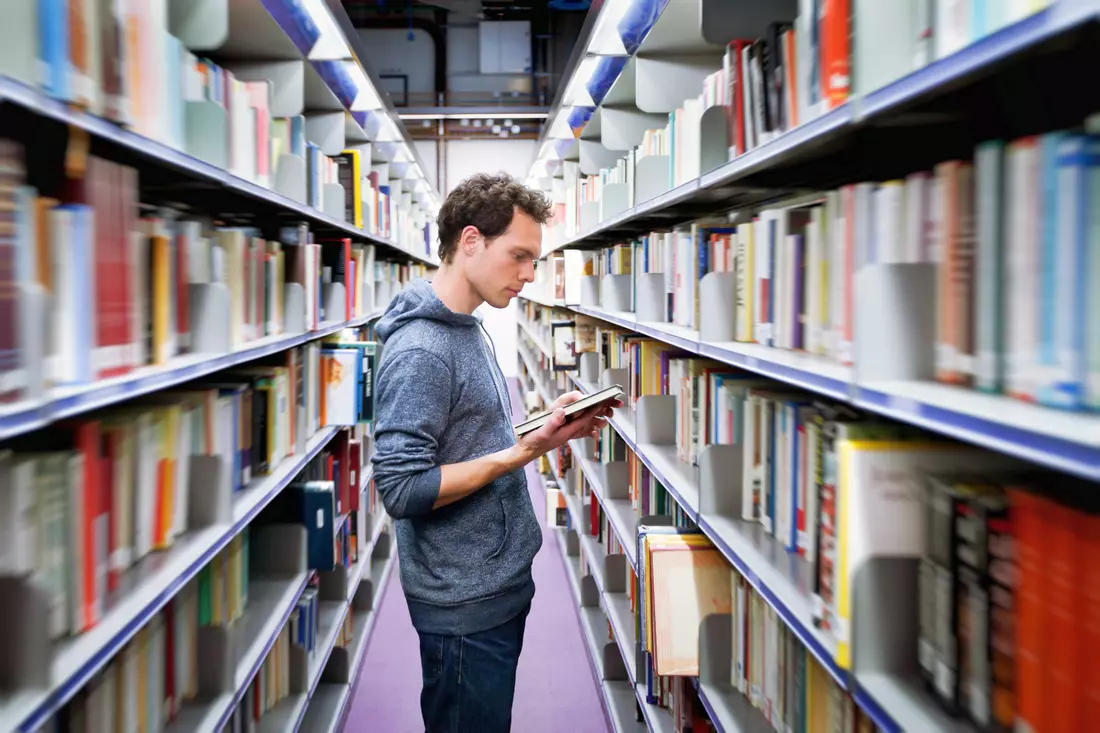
[477,322,515,429]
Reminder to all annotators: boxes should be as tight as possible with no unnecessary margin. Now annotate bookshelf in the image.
[0,0,417,731]
[518,6,1100,729]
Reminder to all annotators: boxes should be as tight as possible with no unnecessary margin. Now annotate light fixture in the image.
[473,119,482,127]
[492,124,502,134]
[511,125,520,134]
[302,0,352,60]
[399,112,549,121]
[504,119,513,127]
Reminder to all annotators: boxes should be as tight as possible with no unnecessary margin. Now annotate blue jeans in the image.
[418,604,530,733]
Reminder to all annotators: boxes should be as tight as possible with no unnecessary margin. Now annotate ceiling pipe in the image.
[345,1,448,98]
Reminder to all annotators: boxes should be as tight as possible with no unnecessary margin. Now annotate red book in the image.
[101,427,119,592]
[821,0,851,109]
[334,431,351,515]
[725,40,751,157]
[175,227,190,352]
[63,420,106,632]
[348,439,362,511]
[589,492,599,537]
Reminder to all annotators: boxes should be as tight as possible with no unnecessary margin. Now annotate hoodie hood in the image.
[374,278,479,342]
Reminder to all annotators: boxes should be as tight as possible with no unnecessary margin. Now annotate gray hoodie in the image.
[370,278,543,636]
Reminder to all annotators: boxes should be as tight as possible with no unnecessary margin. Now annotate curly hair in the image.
[437,172,553,264]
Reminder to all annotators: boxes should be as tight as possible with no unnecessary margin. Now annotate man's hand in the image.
[515,391,624,462]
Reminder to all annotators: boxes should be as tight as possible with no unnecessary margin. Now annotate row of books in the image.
[547,1,1056,246]
[37,423,382,732]
[13,0,432,252]
[919,473,1098,731]
[546,117,1100,412]
[522,305,1100,733]
[0,140,419,407]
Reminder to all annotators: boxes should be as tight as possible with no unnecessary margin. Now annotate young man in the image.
[371,172,620,732]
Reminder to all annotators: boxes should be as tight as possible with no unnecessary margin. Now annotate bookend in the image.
[0,578,49,689]
[374,279,393,315]
[167,0,229,51]
[698,105,730,177]
[636,395,676,445]
[580,276,601,307]
[185,101,230,169]
[855,264,937,381]
[321,282,347,324]
[187,455,232,528]
[601,106,668,151]
[600,368,634,439]
[603,554,628,594]
[600,461,630,503]
[697,613,764,728]
[635,155,671,204]
[196,525,308,699]
[600,274,633,313]
[224,61,305,118]
[189,282,233,353]
[635,56,722,115]
[321,182,346,221]
[274,154,308,204]
[580,201,601,233]
[698,272,736,343]
[600,182,632,222]
[634,273,666,324]
[578,352,601,386]
[283,283,306,334]
[696,443,743,520]
[305,112,347,157]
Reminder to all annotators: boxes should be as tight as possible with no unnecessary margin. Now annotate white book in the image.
[1005,140,1041,399]
[0,453,37,576]
[904,172,932,262]
[1088,139,1100,410]
[935,0,972,60]
[875,181,906,263]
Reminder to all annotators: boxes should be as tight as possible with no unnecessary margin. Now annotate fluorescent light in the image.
[345,62,383,111]
[587,0,632,55]
[303,0,352,60]
[398,112,548,120]
[562,56,600,106]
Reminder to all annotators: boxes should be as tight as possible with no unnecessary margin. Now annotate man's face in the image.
[465,209,541,309]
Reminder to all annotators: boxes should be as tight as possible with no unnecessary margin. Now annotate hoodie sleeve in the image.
[371,347,450,519]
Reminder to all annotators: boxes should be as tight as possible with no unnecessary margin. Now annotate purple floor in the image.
[344,380,609,733]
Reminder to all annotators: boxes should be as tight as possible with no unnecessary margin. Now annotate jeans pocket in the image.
[419,632,445,683]
[487,498,510,559]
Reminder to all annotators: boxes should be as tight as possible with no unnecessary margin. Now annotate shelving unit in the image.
[0,1,421,731]
[520,0,1100,699]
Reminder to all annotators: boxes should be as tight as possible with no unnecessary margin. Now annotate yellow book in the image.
[737,223,754,342]
[834,440,1022,668]
[341,148,363,228]
[157,406,179,549]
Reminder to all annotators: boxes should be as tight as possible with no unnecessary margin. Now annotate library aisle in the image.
[346,381,609,733]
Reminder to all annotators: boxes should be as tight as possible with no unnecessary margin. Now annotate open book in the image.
[514,385,624,437]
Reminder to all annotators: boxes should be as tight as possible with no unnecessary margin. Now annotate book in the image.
[513,385,624,437]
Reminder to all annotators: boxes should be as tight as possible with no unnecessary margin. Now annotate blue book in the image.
[288,481,336,570]
[38,0,68,100]
[261,0,321,56]
[1039,134,1090,409]
[1037,132,1065,402]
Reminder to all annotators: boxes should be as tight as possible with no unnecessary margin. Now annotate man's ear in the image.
[460,225,482,257]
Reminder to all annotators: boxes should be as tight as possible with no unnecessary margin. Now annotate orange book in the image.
[935,161,975,385]
[1009,486,1046,733]
[821,0,850,108]
[65,420,105,632]
[1084,506,1100,724]
[1045,497,1081,731]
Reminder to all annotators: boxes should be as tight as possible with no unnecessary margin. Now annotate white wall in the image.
[357,29,435,98]
[445,139,537,379]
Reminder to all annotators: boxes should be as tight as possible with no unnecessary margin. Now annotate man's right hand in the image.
[515,395,621,461]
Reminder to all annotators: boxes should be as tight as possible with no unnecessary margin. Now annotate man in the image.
[370,172,620,732]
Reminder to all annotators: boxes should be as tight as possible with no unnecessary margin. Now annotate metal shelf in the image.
[1,427,342,733]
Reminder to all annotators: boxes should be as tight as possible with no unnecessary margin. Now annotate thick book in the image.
[513,385,623,437]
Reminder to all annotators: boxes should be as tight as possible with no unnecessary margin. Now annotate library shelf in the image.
[692,680,773,733]
[0,313,385,443]
[164,573,312,733]
[534,300,1100,481]
[515,288,560,309]
[855,1,1097,120]
[551,520,648,733]
[256,550,395,733]
[0,426,342,733]
[319,552,397,733]
[517,316,554,360]
[529,327,970,733]
[538,7,1100,257]
[0,75,439,268]
[567,440,639,571]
